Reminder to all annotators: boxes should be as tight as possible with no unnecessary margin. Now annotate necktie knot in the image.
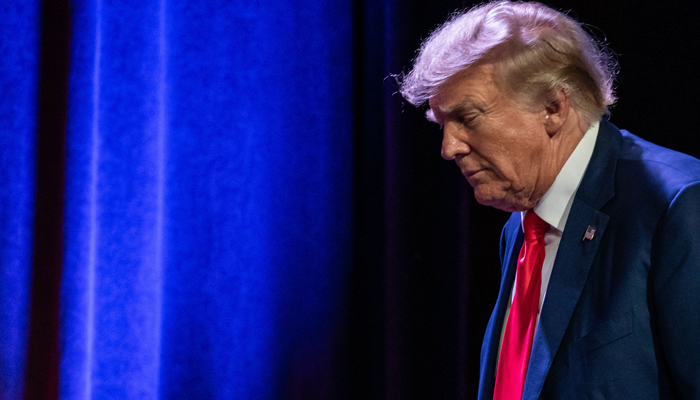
[523,211,548,242]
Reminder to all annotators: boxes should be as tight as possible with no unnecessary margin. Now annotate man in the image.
[400,1,700,399]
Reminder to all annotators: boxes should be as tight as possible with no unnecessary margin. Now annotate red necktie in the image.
[493,211,548,400]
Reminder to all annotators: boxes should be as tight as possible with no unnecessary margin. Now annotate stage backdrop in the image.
[4,0,354,398]
[2,0,699,399]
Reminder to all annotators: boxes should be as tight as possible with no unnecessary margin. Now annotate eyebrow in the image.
[430,96,482,123]
[442,96,481,115]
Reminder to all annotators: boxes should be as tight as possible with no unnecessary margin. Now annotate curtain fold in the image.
[0,2,41,398]
[57,0,353,398]
[60,1,166,397]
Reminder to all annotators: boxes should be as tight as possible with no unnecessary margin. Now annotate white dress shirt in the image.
[497,121,600,358]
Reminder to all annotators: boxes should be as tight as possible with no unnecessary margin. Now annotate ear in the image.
[543,89,570,137]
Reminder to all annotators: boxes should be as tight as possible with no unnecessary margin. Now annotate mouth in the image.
[464,169,481,179]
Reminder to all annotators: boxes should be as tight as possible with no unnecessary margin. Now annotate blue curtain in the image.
[3,0,353,398]
[0,1,41,399]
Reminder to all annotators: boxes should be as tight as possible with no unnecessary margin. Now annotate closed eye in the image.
[462,114,477,124]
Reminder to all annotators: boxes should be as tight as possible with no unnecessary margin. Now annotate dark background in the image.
[350,0,700,399]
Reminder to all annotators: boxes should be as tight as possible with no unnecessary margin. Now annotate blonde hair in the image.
[399,1,617,126]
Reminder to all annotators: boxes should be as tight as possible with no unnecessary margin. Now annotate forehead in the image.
[429,63,501,114]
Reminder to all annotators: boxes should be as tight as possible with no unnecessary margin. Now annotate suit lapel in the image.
[478,213,522,400]
[522,202,609,399]
[519,120,622,399]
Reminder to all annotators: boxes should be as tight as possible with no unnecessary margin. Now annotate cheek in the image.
[475,120,543,183]
[486,152,522,184]
[503,156,538,190]
[502,134,544,182]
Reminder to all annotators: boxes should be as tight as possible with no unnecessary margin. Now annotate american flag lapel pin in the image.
[583,226,596,241]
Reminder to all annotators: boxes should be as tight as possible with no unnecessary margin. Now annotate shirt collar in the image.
[524,121,600,231]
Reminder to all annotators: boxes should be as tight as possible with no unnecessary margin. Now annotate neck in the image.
[529,110,587,207]
[553,111,587,171]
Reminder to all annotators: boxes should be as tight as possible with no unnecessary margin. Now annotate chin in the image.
[474,190,528,212]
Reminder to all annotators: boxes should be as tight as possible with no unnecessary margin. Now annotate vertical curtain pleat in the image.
[0,2,41,398]
[61,0,166,398]
[59,0,353,398]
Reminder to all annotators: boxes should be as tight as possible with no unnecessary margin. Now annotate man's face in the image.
[428,63,559,212]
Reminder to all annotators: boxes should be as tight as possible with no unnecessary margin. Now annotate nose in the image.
[441,125,470,160]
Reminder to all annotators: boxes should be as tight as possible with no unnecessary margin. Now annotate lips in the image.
[455,157,483,180]
[464,169,481,179]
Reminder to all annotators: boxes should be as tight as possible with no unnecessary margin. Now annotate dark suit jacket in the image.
[478,120,700,399]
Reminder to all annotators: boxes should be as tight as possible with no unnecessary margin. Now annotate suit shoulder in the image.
[618,130,700,195]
